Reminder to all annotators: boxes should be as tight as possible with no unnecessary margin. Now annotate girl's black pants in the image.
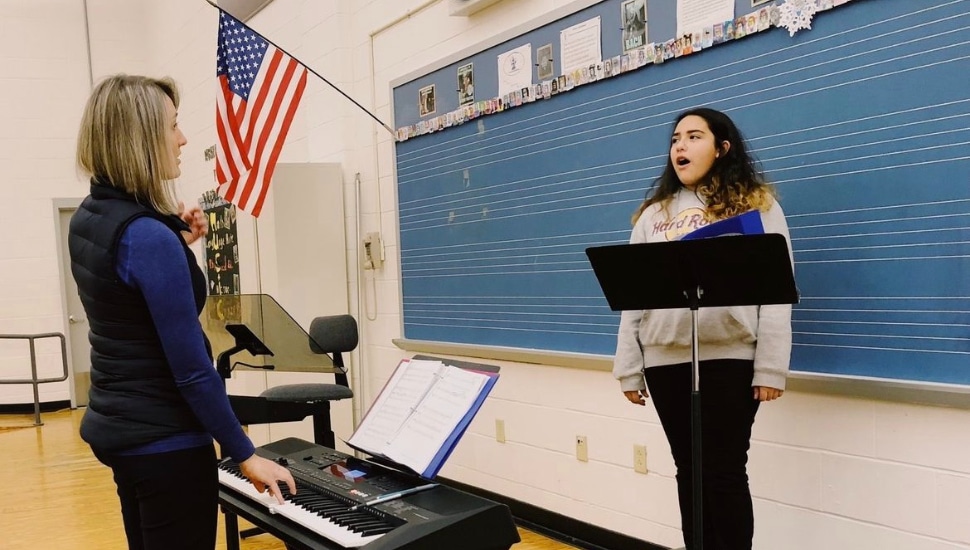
[644,359,761,550]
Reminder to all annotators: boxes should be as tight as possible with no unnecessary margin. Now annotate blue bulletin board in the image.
[391,0,970,386]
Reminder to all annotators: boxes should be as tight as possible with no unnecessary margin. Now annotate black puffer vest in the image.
[69,182,209,454]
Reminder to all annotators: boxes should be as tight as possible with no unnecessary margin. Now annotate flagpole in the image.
[204,0,397,138]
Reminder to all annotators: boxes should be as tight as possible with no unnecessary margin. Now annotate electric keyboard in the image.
[218,437,520,550]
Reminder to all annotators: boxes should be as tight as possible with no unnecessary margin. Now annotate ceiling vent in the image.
[448,0,505,17]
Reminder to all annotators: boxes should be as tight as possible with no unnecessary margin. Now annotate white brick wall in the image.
[4,0,969,548]
[0,0,138,404]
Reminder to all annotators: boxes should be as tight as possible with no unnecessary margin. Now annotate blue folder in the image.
[420,371,499,479]
[680,209,764,240]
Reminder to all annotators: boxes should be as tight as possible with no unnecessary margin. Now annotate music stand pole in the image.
[688,286,703,550]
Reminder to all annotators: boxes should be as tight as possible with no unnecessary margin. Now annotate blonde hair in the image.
[695,177,775,221]
[76,74,181,215]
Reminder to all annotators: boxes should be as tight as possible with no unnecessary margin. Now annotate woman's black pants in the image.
[95,444,219,550]
[643,359,760,550]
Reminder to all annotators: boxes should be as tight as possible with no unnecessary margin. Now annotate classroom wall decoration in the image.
[199,190,240,296]
[391,0,970,386]
[395,0,848,142]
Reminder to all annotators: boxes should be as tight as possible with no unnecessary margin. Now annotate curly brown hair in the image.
[632,107,776,225]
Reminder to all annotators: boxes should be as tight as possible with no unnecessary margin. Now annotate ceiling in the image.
[217,0,274,21]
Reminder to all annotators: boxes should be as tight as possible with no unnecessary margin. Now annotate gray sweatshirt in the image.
[612,188,793,392]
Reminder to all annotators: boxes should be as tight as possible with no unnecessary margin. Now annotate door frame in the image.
[53,197,84,408]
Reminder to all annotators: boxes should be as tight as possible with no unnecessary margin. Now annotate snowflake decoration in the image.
[777,0,819,37]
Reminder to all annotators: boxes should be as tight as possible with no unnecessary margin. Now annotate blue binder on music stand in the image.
[680,210,764,240]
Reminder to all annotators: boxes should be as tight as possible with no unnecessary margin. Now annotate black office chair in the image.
[228,314,356,448]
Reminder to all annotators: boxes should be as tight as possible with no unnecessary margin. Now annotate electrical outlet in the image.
[575,435,588,462]
[633,444,648,474]
[495,419,506,443]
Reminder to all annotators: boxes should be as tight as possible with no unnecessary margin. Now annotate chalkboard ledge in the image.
[392,339,612,372]
[392,339,970,410]
[787,372,970,410]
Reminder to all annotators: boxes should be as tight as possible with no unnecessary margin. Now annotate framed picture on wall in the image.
[536,44,554,80]
[458,63,475,106]
[419,84,436,116]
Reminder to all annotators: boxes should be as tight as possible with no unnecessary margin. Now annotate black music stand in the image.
[586,233,797,550]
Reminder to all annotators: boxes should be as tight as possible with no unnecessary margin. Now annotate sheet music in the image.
[383,366,488,474]
[347,359,444,452]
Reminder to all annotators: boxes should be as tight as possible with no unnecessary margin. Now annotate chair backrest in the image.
[309,314,358,385]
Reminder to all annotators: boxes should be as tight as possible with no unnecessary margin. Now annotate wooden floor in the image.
[0,409,576,550]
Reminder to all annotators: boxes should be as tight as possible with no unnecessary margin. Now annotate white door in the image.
[59,208,91,407]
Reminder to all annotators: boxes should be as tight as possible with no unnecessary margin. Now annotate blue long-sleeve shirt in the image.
[115,217,255,463]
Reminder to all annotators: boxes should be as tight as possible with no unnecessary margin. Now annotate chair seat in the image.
[259,383,353,403]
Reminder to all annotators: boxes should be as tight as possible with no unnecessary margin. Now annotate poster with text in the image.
[621,0,648,52]
[199,190,240,296]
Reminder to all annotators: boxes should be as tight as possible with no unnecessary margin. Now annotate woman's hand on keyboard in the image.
[240,455,297,504]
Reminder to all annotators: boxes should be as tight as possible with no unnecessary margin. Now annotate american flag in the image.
[215,11,307,217]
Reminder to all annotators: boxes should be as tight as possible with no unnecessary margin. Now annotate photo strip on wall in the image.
[396,0,853,142]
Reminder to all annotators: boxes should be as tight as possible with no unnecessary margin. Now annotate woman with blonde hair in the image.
[615,107,792,550]
[69,74,295,549]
